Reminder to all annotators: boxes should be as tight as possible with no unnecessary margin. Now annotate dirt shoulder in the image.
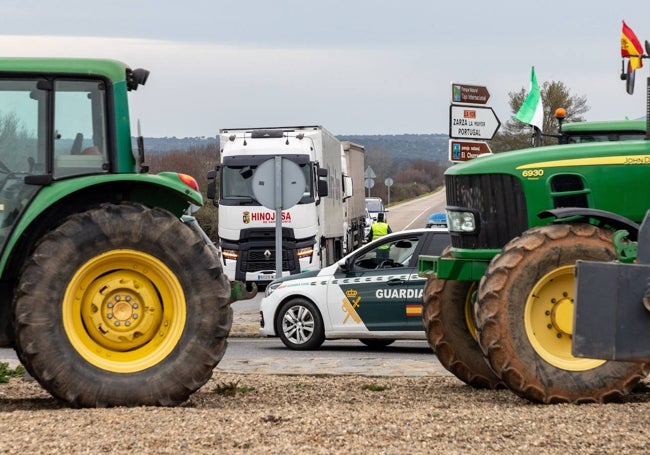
[2,373,650,454]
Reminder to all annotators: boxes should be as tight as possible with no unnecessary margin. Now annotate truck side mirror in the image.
[206,168,218,205]
[342,175,353,200]
[318,179,328,198]
[317,167,328,198]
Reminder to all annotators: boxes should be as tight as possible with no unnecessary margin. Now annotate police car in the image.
[426,212,447,228]
[259,228,450,349]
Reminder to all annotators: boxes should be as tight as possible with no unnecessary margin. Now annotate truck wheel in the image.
[13,203,231,407]
[276,298,325,350]
[423,274,504,389]
[476,223,650,403]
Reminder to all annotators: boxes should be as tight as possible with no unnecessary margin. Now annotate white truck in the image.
[209,126,365,284]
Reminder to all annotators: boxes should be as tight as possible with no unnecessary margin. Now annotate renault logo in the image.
[264,249,272,260]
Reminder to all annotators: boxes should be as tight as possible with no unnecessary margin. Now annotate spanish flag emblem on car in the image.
[405,304,422,317]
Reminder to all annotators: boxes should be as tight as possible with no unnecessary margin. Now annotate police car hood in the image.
[268,263,338,286]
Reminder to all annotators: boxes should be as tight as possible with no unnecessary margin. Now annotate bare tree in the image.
[491,80,589,152]
[147,144,220,241]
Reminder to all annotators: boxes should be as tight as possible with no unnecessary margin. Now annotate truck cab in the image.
[210,126,339,285]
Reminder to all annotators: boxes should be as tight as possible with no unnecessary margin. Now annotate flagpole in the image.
[533,126,542,147]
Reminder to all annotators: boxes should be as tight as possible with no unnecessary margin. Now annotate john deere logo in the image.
[242,211,251,224]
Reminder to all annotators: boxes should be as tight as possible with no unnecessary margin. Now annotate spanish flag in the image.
[621,20,644,71]
[405,304,422,317]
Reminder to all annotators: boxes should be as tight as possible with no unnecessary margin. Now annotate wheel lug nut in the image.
[107,313,113,319]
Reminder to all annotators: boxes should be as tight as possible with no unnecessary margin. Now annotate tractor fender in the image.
[538,208,640,240]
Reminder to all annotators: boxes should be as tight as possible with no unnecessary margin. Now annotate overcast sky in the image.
[2,1,650,138]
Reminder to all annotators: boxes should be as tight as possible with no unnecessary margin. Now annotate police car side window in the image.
[353,236,421,270]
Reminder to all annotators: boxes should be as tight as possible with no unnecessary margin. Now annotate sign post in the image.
[449,105,501,140]
[452,83,490,105]
[384,177,393,205]
[449,84,500,163]
[449,140,492,162]
[252,157,306,279]
[364,166,376,197]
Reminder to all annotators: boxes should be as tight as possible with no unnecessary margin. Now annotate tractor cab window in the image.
[0,79,43,245]
[0,77,109,248]
[53,80,108,178]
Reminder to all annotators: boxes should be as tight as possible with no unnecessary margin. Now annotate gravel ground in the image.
[2,372,650,454]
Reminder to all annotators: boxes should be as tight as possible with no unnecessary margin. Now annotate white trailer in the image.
[213,126,361,284]
[341,141,366,253]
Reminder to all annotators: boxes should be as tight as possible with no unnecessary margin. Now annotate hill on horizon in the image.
[140,133,450,163]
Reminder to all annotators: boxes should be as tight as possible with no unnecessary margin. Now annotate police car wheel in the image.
[276,298,325,350]
[359,338,395,348]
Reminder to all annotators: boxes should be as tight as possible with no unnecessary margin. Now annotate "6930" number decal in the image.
[522,169,544,178]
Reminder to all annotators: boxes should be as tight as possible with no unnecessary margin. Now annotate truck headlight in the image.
[222,249,239,260]
[447,210,479,233]
[296,246,314,259]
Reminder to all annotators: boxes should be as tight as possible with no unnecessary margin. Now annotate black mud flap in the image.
[573,260,650,362]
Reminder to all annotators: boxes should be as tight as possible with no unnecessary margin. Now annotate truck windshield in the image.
[365,199,384,212]
[220,162,313,205]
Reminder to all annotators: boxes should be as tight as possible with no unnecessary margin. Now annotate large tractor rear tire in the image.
[423,272,504,389]
[476,223,650,403]
[13,202,231,407]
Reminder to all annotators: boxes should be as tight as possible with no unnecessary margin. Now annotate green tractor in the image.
[0,58,233,407]
[419,59,650,403]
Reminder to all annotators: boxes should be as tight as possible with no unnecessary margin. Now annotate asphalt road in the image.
[224,338,434,362]
[386,189,446,231]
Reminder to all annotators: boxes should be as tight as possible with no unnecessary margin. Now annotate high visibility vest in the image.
[371,222,389,241]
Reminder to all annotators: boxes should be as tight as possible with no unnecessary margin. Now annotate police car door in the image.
[331,233,425,333]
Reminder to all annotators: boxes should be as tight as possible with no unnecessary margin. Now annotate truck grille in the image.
[242,248,296,272]
[446,174,528,249]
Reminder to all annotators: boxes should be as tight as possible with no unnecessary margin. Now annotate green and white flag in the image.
[515,66,544,131]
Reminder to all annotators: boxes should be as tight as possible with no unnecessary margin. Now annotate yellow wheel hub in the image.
[524,265,604,371]
[63,250,186,373]
[464,282,479,342]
